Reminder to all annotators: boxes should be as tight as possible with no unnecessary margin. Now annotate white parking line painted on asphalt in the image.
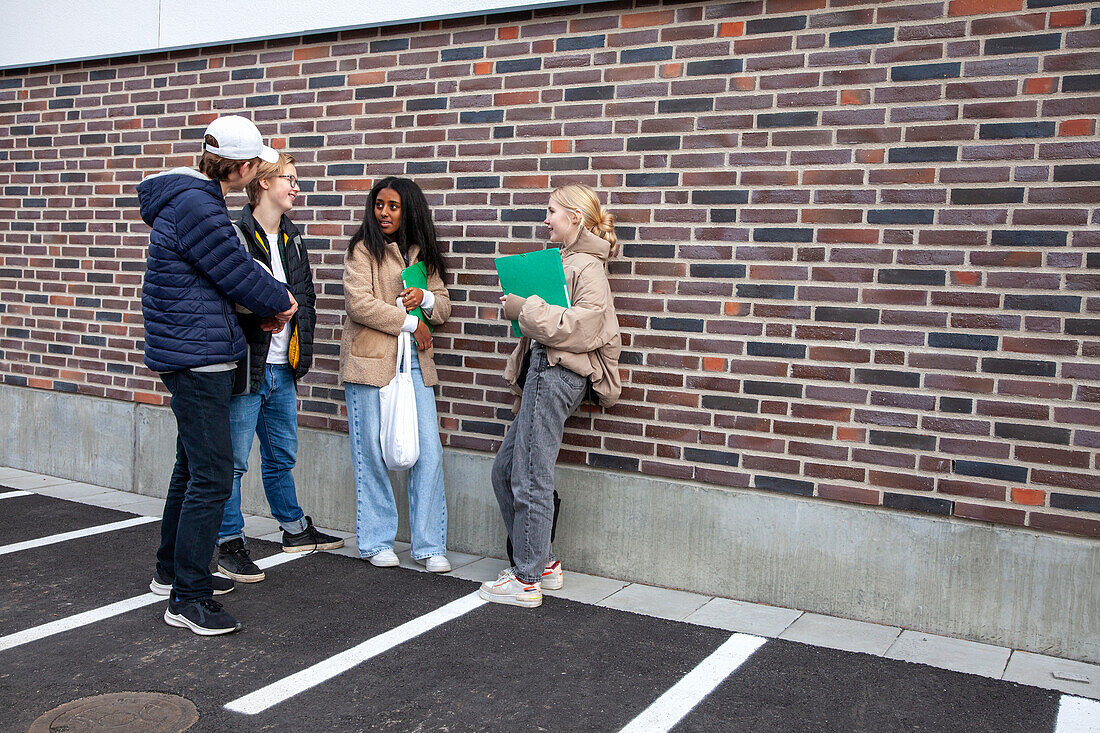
[1056,695,1100,733]
[0,516,158,556]
[619,633,767,733]
[225,591,488,715]
[0,550,310,652]
[0,490,32,500]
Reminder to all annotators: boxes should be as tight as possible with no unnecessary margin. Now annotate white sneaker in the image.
[366,549,399,567]
[479,568,542,608]
[541,561,563,591]
[416,555,451,573]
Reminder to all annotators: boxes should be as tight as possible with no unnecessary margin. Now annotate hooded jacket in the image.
[138,168,292,373]
[233,204,317,388]
[501,227,622,409]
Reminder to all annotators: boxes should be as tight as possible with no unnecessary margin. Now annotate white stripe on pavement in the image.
[225,591,488,715]
[0,490,32,500]
[0,516,158,556]
[0,549,311,652]
[619,633,766,733]
[1056,695,1100,733]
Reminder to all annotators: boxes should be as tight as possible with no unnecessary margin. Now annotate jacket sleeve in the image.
[343,245,407,335]
[516,260,613,353]
[174,191,291,317]
[424,265,451,326]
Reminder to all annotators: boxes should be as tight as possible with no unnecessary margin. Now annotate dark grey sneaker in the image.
[149,568,233,596]
[217,538,265,582]
[282,516,345,553]
[164,597,242,636]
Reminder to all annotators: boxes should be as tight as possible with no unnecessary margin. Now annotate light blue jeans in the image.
[219,364,308,544]
[344,349,447,560]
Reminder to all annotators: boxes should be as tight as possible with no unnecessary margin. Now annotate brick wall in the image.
[1,0,1098,539]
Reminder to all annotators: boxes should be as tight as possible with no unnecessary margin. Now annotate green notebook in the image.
[495,247,571,337]
[400,261,432,332]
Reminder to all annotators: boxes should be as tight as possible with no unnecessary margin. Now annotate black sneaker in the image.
[282,516,345,553]
[164,596,242,636]
[217,538,265,582]
[149,568,234,596]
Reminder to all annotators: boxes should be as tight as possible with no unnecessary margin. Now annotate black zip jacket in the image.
[234,204,317,389]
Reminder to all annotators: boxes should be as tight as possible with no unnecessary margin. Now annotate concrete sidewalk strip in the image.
[597,583,711,622]
[448,556,510,583]
[0,550,311,653]
[885,630,1011,679]
[1056,695,1100,733]
[0,489,32,500]
[543,570,630,605]
[0,467,33,481]
[224,591,488,715]
[0,474,77,491]
[619,633,767,733]
[685,597,803,638]
[779,613,902,656]
[1006,651,1100,700]
[0,516,159,556]
[31,481,124,501]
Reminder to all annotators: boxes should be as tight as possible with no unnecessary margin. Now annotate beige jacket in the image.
[502,227,622,409]
[339,241,450,387]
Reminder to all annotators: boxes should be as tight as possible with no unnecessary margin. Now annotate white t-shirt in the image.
[264,227,290,365]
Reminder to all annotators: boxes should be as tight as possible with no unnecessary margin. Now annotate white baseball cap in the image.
[202,115,278,164]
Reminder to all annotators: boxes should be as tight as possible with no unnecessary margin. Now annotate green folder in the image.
[400,261,432,332]
[495,247,571,337]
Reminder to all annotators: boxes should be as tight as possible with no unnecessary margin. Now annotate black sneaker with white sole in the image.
[149,568,233,596]
[164,597,242,636]
[282,516,345,553]
[217,538,265,582]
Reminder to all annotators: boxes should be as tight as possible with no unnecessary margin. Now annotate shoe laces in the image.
[198,598,224,614]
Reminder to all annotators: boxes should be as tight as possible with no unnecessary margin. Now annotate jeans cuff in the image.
[280,517,308,535]
[217,533,244,546]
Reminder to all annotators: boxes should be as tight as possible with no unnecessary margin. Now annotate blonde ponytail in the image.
[551,184,618,256]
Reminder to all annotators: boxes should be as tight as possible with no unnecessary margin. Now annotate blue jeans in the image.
[344,349,447,560]
[219,364,307,544]
[156,368,235,602]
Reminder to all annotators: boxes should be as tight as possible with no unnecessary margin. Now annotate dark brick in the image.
[406,161,447,174]
[407,97,448,110]
[817,307,880,324]
[1003,294,1081,313]
[178,60,206,71]
[627,136,681,151]
[1050,493,1100,513]
[1066,319,1100,336]
[53,85,81,96]
[753,227,813,242]
[588,453,640,471]
[441,47,484,61]
[991,230,1067,247]
[542,156,590,171]
[891,62,961,82]
[951,187,1025,204]
[743,380,803,397]
[308,75,344,90]
[326,164,363,175]
[747,342,806,358]
[929,333,998,351]
[289,135,324,147]
[954,459,1028,483]
[135,103,165,115]
[370,38,410,52]
[493,126,514,139]
[1062,73,1100,92]
[889,146,958,163]
[737,284,796,299]
[626,173,678,186]
[995,422,1071,445]
[500,209,545,222]
[691,263,746,278]
[868,209,935,225]
[830,28,895,47]
[941,397,974,413]
[113,145,142,155]
[556,35,605,51]
[701,395,759,413]
[564,86,615,101]
[462,419,505,436]
[757,111,818,128]
[685,447,740,467]
[986,33,1061,55]
[855,368,921,388]
[747,15,808,34]
[982,357,1057,377]
[651,317,704,332]
[878,269,946,286]
[693,190,749,205]
[246,94,279,107]
[686,59,744,76]
[232,68,264,80]
[496,58,542,73]
[1054,164,1100,182]
[870,429,936,451]
[883,493,953,516]
[755,475,815,497]
[460,110,504,124]
[622,46,675,63]
[355,85,395,99]
[658,98,715,113]
[457,176,500,189]
[305,194,343,206]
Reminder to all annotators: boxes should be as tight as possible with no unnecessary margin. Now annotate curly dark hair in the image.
[347,176,447,280]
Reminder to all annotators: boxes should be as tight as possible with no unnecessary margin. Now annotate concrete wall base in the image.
[2,383,1096,663]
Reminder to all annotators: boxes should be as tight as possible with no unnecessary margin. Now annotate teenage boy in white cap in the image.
[138,115,297,635]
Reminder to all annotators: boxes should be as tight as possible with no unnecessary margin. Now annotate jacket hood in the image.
[562,226,612,264]
[137,167,218,226]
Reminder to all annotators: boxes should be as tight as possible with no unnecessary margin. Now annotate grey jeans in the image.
[491,344,587,584]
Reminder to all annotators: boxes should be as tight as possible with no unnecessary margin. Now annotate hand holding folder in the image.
[494,248,571,337]
[400,261,432,332]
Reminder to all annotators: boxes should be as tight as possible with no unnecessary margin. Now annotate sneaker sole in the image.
[150,576,234,596]
[478,587,543,608]
[216,564,265,583]
[541,577,563,591]
[366,554,399,567]
[282,539,345,553]
[163,608,242,636]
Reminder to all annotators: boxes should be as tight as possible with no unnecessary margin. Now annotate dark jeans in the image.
[156,368,235,602]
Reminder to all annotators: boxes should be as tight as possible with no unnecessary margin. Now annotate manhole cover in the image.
[28,692,198,733]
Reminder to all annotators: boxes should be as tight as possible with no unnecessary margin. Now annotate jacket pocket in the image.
[351,326,388,358]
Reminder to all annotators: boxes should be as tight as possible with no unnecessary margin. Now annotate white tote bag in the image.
[378,331,420,470]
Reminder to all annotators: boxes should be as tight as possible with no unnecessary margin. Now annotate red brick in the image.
[1060,118,1095,136]
[954,502,1026,526]
[1049,10,1087,28]
[1011,488,1046,506]
[1024,77,1056,94]
[719,22,745,37]
[622,11,674,28]
[948,0,1022,16]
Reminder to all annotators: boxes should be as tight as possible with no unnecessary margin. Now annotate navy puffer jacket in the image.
[138,168,292,373]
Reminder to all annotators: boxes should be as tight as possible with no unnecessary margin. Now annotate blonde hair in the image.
[551,184,617,256]
[246,152,296,206]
